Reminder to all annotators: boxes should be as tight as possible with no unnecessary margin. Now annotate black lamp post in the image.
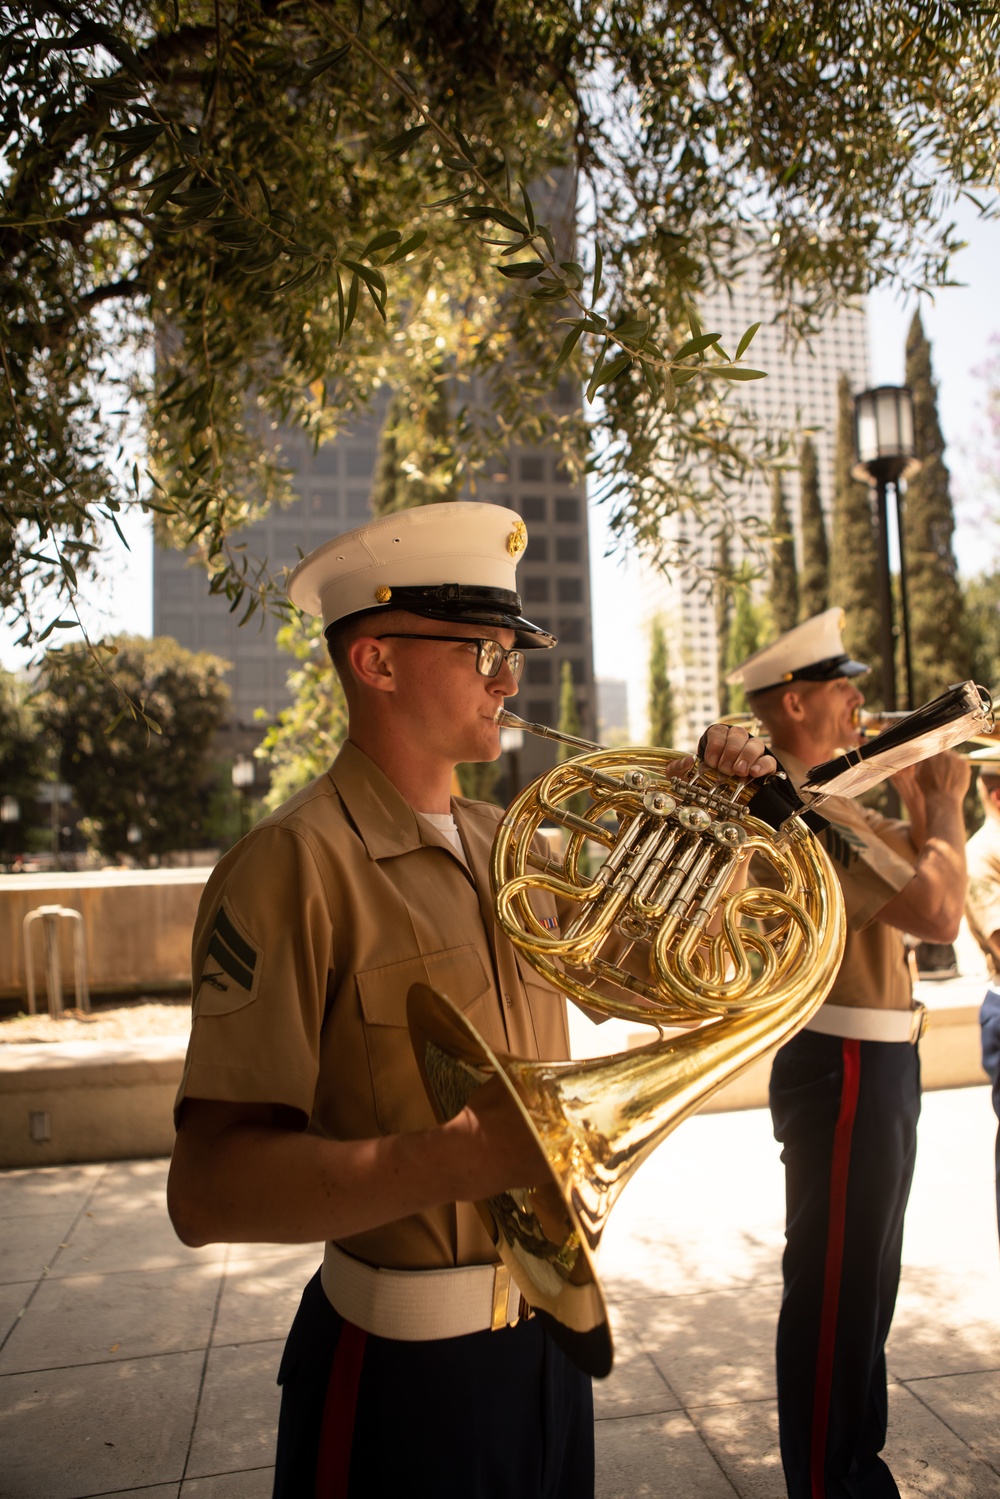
[1,794,20,870]
[232,755,255,838]
[852,385,920,715]
[499,723,524,804]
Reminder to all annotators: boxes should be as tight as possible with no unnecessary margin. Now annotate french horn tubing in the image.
[408,711,847,1377]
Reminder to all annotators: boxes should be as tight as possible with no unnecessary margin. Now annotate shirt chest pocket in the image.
[355,945,492,1135]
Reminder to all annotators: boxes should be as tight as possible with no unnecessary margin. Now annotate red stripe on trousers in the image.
[810,1037,861,1499]
[315,1319,368,1499]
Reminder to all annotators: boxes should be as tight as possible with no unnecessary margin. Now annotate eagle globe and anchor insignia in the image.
[506,520,528,559]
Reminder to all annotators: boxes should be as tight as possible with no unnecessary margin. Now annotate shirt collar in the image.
[329,740,482,870]
[329,740,428,860]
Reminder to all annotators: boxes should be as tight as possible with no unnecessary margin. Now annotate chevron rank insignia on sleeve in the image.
[821,820,865,872]
[200,906,259,994]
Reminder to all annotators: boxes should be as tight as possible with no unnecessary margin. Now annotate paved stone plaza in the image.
[1,1084,998,1498]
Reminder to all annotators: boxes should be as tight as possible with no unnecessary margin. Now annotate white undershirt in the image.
[418,811,469,866]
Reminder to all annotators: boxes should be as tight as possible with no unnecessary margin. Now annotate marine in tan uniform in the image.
[166,501,776,1499]
[730,608,969,1499]
[961,750,1000,1245]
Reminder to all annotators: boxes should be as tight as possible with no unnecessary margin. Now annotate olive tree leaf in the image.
[735,322,762,360]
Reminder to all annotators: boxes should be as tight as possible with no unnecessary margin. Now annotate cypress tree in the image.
[557,659,583,756]
[714,533,733,717]
[829,374,884,704]
[798,435,829,620]
[725,565,764,716]
[769,470,799,637]
[902,310,971,702]
[963,571,1000,692]
[648,616,677,746]
[556,660,590,829]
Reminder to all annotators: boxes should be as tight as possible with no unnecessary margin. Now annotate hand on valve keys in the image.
[694,723,777,781]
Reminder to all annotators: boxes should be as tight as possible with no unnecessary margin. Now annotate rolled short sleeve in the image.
[968,879,1000,941]
[175,825,335,1125]
[966,831,1000,959]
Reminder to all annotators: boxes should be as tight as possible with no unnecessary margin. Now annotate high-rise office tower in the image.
[624,254,869,746]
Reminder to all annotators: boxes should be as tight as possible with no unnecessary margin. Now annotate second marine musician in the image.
[728,606,970,1499]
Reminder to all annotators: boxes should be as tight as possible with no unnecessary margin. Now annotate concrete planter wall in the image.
[0,1039,185,1168]
[1,868,212,1004]
[0,1006,988,1170]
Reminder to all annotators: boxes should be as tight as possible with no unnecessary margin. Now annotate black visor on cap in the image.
[751,653,869,696]
[793,653,869,683]
[325,583,556,650]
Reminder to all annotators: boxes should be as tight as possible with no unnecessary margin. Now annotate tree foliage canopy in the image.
[556,658,583,755]
[37,633,231,858]
[829,373,883,705]
[714,531,734,718]
[963,571,1000,695]
[257,617,348,811]
[647,616,676,748]
[4,0,1000,649]
[0,670,50,848]
[797,435,829,621]
[723,565,765,716]
[768,470,798,637]
[368,375,461,516]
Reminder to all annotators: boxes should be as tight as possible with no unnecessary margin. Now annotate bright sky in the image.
[3,202,1000,677]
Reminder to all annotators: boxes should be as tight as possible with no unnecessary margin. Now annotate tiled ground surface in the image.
[1,1086,998,1498]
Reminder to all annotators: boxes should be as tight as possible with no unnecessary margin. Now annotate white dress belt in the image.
[804,1001,927,1044]
[320,1241,526,1341]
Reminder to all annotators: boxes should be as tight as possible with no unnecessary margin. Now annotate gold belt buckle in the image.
[490,1264,513,1331]
[490,1264,534,1329]
[909,1002,927,1044]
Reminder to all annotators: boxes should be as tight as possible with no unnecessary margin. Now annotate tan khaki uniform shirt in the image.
[175,740,569,1272]
[769,753,918,1011]
[964,815,1000,981]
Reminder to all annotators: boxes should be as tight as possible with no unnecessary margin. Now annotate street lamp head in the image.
[232,755,255,790]
[499,726,525,754]
[852,385,920,484]
[0,795,20,824]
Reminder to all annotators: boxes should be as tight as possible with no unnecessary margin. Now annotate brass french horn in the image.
[408,712,847,1376]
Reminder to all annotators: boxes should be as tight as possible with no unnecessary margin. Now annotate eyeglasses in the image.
[374,633,525,683]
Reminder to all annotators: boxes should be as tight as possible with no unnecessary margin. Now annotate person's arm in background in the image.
[889,763,926,854]
[877,752,970,942]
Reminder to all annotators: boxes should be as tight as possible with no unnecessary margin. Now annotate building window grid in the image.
[155,441,595,737]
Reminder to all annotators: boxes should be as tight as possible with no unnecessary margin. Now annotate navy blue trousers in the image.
[980,988,1000,1242]
[770,1029,920,1499]
[273,1270,594,1499]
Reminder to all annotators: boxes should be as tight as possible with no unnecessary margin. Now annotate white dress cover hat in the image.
[287,500,555,649]
[727,607,869,695]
